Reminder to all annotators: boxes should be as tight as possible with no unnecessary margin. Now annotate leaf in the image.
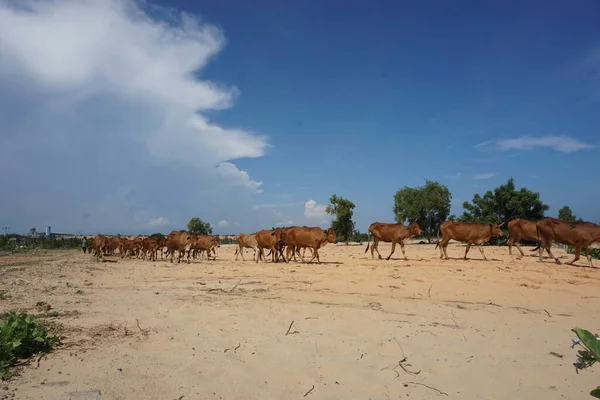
[33,337,44,343]
[572,328,600,360]
[590,387,600,399]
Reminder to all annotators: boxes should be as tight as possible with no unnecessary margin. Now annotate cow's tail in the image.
[234,246,238,255]
[434,227,442,249]
[364,232,371,254]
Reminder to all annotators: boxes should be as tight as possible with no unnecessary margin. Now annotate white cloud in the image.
[304,200,328,220]
[217,220,229,227]
[148,217,170,226]
[0,0,269,233]
[445,172,461,180]
[477,136,595,153]
[474,173,497,180]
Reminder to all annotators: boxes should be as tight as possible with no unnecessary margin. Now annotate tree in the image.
[393,179,452,243]
[187,217,212,235]
[558,206,583,223]
[29,227,37,237]
[325,194,355,244]
[460,177,549,226]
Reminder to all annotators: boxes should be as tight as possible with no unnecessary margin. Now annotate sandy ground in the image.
[1,242,599,400]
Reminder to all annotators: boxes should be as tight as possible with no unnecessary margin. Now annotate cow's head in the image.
[325,228,337,244]
[489,223,504,237]
[409,221,423,236]
[213,235,221,247]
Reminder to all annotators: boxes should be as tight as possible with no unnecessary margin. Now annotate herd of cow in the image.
[87,216,600,267]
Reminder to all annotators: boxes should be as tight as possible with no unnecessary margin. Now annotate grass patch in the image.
[75,290,84,295]
[0,311,61,380]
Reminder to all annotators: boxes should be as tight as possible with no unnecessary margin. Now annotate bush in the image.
[571,327,600,398]
[0,312,61,379]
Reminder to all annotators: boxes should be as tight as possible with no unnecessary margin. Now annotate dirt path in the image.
[1,243,599,399]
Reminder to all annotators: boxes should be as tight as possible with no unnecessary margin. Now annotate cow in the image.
[189,235,221,261]
[436,221,504,260]
[235,233,259,261]
[285,226,337,264]
[536,218,600,267]
[89,235,108,261]
[364,222,423,260]
[506,218,544,257]
[255,228,287,263]
[164,230,194,263]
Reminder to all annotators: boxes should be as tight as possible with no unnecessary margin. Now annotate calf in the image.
[365,222,423,260]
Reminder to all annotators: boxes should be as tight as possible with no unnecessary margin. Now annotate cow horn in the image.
[498,221,506,228]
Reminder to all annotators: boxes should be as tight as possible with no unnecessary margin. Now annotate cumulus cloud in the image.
[217,220,229,227]
[473,173,497,180]
[304,200,328,220]
[476,136,595,153]
[0,0,269,233]
[148,217,170,226]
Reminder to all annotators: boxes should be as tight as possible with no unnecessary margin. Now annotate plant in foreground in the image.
[0,311,61,379]
[572,327,600,398]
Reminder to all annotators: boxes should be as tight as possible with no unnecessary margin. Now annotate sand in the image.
[1,242,599,399]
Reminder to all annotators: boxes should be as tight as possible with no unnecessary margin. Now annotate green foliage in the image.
[393,180,452,243]
[187,217,212,236]
[572,327,600,398]
[558,206,584,223]
[460,177,549,225]
[0,235,84,252]
[350,230,369,243]
[0,311,61,379]
[28,228,37,237]
[149,233,165,239]
[325,195,355,244]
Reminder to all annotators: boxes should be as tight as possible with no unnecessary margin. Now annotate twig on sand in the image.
[390,274,401,280]
[544,309,551,318]
[406,382,448,396]
[285,320,299,335]
[229,279,242,293]
[135,319,150,336]
[303,385,315,397]
[37,351,48,368]
[487,302,502,308]
[428,284,432,298]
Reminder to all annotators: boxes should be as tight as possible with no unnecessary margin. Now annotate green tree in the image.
[459,177,549,226]
[325,195,355,244]
[393,179,452,243]
[558,205,583,223]
[187,217,212,235]
[29,227,37,237]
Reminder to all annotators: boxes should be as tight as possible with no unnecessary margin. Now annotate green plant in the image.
[75,290,84,295]
[572,327,600,398]
[0,311,61,379]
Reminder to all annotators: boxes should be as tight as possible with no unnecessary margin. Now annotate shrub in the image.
[0,312,61,379]
[572,327,600,398]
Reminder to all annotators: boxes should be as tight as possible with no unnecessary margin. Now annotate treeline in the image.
[0,235,84,252]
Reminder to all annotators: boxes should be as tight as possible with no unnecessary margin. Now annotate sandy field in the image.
[1,242,599,400]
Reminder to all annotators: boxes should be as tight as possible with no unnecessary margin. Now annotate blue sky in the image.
[1,0,599,235]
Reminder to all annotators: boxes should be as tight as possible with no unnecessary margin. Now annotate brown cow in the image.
[189,235,221,261]
[506,218,544,257]
[235,233,258,261]
[365,222,423,260]
[286,226,337,263]
[536,218,600,267]
[255,228,286,263]
[165,230,193,263]
[436,221,504,260]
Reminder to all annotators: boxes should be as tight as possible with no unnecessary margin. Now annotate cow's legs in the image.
[385,241,397,260]
[400,241,408,260]
[372,238,383,260]
[539,242,561,264]
[585,248,594,268]
[476,244,488,261]
[514,242,525,257]
[307,245,320,264]
[439,238,450,259]
[463,243,472,260]
[567,247,581,266]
